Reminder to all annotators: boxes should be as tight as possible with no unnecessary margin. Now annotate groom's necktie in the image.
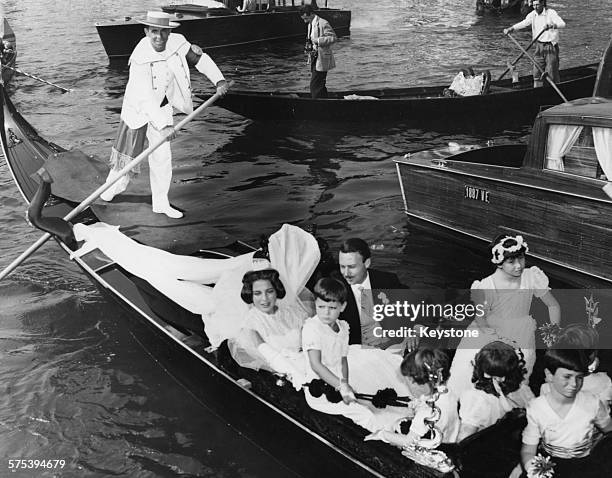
[359,285,379,346]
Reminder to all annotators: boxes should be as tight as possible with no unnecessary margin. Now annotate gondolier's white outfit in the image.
[505,3,565,88]
[101,15,226,218]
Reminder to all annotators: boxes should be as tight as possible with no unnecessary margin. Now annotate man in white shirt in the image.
[100,11,229,218]
[503,0,565,88]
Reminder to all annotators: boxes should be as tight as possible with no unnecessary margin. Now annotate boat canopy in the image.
[542,96,612,122]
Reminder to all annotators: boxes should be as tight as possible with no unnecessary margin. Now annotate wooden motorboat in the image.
[395,87,612,282]
[0,72,552,477]
[204,63,598,131]
[0,17,16,84]
[95,2,351,61]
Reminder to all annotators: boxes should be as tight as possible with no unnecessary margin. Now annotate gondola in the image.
[95,2,351,62]
[203,63,598,131]
[394,40,612,284]
[0,73,547,476]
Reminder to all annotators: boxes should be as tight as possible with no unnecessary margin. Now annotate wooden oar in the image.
[505,32,568,102]
[0,88,228,281]
[1,64,72,93]
[497,28,546,81]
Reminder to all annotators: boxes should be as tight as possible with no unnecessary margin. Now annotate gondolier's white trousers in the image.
[146,118,174,211]
[101,105,174,211]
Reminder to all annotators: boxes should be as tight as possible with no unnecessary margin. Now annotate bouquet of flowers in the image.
[538,322,562,348]
[526,454,555,478]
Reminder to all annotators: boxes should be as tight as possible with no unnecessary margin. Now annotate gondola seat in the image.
[441,408,526,478]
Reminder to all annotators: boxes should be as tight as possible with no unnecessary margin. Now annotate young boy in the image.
[302,277,379,431]
[510,347,612,477]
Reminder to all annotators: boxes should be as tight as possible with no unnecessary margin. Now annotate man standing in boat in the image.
[300,4,336,99]
[503,0,565,88]
[100,11,229,219]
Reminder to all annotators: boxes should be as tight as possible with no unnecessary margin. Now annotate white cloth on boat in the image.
[72,222,250,315]
[545,124,583,171]
[593,127,612,180]
[71,222,319,347]
[343,94,379,100]
[447,71,484,97]
[231,303,412,396]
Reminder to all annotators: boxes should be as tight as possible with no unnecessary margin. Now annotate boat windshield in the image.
[544,124,612,181]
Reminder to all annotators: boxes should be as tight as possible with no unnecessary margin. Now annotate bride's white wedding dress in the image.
[73,221,412,430]
[72,222,318,347]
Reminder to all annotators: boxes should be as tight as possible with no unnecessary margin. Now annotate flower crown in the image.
[491,235,529,265]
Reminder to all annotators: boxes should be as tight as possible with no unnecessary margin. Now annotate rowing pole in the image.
[0,86,230,281]
[1,64,72,92]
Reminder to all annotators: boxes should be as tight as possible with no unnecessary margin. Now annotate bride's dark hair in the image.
[240,269,286,304]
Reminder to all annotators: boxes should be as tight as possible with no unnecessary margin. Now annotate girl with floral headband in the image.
[448,234,561,396]
[458,341,534,440]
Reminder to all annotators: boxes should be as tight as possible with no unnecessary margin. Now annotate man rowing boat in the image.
[100,11,229,219]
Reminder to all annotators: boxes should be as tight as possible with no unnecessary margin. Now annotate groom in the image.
[334,238,422,349]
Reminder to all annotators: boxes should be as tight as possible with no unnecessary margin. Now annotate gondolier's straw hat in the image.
[138,11,179,29]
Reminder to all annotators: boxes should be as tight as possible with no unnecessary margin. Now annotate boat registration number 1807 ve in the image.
[464,185,490,203]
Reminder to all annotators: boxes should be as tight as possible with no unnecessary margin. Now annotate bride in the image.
[71,222,318,348]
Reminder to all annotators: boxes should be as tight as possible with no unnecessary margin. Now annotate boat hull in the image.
[96,9,351,61]
[82,262,387,478]
[210,64,598,129]
[395,156,612,282]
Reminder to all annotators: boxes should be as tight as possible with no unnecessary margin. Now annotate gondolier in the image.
[100,11,229,219]
[503,0,565,88]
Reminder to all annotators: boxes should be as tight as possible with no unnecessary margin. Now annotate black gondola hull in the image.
[209,64,598,130]
[82,263,391,478]
[96,9,351,61]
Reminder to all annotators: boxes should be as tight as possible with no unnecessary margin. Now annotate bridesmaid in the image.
[448,234,561,396]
